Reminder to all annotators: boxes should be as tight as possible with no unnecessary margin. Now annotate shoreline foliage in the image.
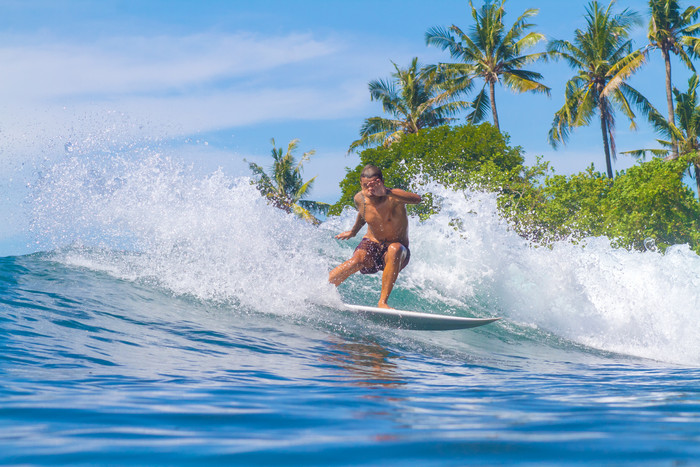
[514,154,700,253]
[331,124,526,218]
[276,0,700,256]
[333,124,700,254]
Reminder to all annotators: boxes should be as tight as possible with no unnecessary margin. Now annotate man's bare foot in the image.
[377,301,394,309]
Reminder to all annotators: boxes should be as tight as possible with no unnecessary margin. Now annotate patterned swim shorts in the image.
[354,238,410,274]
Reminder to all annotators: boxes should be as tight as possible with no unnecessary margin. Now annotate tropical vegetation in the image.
[332,124,526,217]
[515,155,700,252]
[253,0,700,256]
[334,123,700,253]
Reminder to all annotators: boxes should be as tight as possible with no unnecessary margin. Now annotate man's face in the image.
[361,176,384,195]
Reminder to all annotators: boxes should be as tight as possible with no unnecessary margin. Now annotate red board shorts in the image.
[355,238,411,275]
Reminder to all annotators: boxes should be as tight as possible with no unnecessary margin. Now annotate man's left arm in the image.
[386,188,422,205]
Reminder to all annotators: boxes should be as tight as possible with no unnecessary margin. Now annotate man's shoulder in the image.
[352,191,364,209]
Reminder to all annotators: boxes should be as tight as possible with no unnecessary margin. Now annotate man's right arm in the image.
[335,193,366,240]
[386,188,422,205]
[335,213,365,240]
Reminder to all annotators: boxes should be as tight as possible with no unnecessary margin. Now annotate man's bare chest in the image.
[363,199,398,226]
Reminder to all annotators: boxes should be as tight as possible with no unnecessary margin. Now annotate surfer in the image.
[329,164,421,309]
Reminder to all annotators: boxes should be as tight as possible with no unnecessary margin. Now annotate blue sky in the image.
[0,0,696,255]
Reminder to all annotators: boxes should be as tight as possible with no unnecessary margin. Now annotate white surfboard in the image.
[343,304,500,331]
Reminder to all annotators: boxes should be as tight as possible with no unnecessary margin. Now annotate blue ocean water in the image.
[3,154,700,465]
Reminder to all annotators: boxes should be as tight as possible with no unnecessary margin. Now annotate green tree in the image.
[510,166,612,243]
[509,160,700,253]
[348,57,472,152]
[332,125,700,254]
[647,0,700,156]
[247,138,329,225]
[623,74,700,195]
[548,0,653,179]
[333,124,526,216]
[425,0,550,132]
[601,156,700,251]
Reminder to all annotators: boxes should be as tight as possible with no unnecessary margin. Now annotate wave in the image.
[30,154,337,313]
[24,153,700,365]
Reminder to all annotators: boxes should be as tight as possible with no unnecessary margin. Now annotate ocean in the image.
[2,153,700,465]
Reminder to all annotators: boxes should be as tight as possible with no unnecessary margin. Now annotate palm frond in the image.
[502,8,540,50]
[681,35,700,58]
[349,115,404,152]
[293,175,316,204]
[547,39,586,69]
[503,69,551,94]
[298,199,331,215]
[290,204,321,226]
[513,31,546,53]
[466,87,490,125]
[359,116,402,137]
[620,148,670,159]
[602,50,646,97]
[549,80,585,147]
[425,26,462,56]
[610,88,637,129]
[617,83,655,120]
[571,85,597,128]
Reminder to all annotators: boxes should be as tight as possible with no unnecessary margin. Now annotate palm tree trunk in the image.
[695,162,700,199]
[489,80,500,132]
[663,47,679,159]
[599,106,614,179]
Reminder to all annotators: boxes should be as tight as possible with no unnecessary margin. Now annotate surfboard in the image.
[343,304,500,331]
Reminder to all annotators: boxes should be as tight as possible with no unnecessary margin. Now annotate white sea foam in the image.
[402,182,700,365]
[32,153,339,314]
[32,154,700,364]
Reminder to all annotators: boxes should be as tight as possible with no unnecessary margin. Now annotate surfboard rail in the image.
[343,303,500,331]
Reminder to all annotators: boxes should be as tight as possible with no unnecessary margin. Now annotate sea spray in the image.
[401,181,700,364]
[31,153,338,314]
[30,154,700,364]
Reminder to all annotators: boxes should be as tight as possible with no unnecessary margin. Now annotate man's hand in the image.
[362,177,387,197]
[335,231,356,240]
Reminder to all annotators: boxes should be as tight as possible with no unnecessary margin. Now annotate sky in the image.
[0,0,697,255]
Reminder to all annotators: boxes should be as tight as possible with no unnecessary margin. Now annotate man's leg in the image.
[378,243,408,309]
[329,249,369,286]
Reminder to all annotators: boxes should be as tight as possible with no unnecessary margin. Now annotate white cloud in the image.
[0,31,383,161]
[0,84,370,162]
[0,32,338,101]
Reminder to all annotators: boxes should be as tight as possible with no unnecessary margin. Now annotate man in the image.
[329,164,422,309]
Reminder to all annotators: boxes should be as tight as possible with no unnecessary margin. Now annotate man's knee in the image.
[351,249,372,267]
[386,243,407,262]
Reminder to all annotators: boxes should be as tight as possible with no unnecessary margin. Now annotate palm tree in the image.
[247,138,329,225]
[425,0,550,132]
[548,0,653,179]
[647,0,700,153]
[348,57,473,152]
[622,74,700,195]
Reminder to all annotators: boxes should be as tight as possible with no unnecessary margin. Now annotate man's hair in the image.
[360,164,383,180]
